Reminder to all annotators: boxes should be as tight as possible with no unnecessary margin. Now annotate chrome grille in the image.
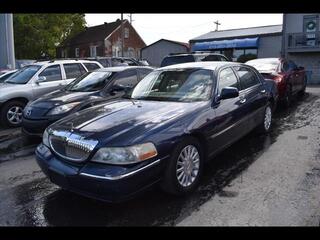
[49,130,98,162]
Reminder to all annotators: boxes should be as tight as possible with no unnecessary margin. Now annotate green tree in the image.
[13,14,86,59]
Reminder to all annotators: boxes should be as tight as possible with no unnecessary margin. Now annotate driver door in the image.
[207,67,245,154]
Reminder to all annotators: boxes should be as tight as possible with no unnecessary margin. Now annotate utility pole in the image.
[121,13,124,57]
[127,14,133,25]
[214,20,221,31]
[0,14,15,70]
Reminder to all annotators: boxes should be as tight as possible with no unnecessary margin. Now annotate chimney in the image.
[104,22,108,25]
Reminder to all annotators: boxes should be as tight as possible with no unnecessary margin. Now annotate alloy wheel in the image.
[264,106,272,131]
[176,145,200,187]
[7,106,23,125]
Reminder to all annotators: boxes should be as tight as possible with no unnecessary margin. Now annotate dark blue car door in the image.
[207,67,247,157]
[233,66,268,132]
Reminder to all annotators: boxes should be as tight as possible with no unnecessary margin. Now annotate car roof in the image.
[158,61,243,71]
[95,66,154,72]
[31,59,100,66]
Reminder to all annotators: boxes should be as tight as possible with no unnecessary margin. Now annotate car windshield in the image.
[5,65,41,84]
[246,59,279,72]
[131,68,214,102]
[160,55,195,67]
[66,71,115,92]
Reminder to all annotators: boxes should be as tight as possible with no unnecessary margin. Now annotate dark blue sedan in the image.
[35,62,278,202]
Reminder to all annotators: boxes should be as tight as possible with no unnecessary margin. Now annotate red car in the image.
[246,58,307,107]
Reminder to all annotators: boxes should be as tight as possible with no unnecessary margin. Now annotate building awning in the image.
[192,37,259,51]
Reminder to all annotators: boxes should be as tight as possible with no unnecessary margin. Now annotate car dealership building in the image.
[190,14,320,84]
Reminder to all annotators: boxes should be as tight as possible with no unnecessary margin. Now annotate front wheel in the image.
[160,137,204,196]
[0,100,26,128]
[257,104,272,134]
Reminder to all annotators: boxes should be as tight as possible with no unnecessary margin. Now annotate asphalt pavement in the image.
[0,87,320,226]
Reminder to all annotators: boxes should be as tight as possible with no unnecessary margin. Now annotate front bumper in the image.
[21,117,56,136]
[35,144,167,202]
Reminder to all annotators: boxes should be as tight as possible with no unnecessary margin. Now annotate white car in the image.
[0,59,103,127]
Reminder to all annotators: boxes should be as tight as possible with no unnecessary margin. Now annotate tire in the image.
[160,137,204,196]
[257,103,272,134]
[283,84,293,108]
[298,76,307,98]
[0,100,26,128]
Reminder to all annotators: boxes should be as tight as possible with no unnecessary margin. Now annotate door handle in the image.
[239,98,246,104]
[260,89,266,93]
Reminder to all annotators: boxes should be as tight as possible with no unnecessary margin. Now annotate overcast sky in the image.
[85,14,283,45]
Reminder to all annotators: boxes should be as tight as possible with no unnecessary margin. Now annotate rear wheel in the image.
[257,103,272,134]
[283,84,293,108]
[298,76,307,98]
[160,137,204,196]
[0,100,26,127]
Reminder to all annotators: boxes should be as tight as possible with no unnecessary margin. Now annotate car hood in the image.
[49,99,207,146]
[30,90,101,109]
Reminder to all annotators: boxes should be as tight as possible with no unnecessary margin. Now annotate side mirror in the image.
[36,76,46,83]
[219,87,239,100]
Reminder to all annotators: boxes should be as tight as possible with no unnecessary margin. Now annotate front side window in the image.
[66,71,115,92]
[113,70,138,87]
[218,68,239,93]
[131,69,214,102]
[138,68,153,80]
[64,63,86,79]
[234,66,260,90]
[5,65,41,84]
[38,65,62,82]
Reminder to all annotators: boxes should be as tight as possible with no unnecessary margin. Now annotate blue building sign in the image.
[192,37,259,51]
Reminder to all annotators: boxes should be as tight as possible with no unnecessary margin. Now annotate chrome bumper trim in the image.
[80,159,161,180]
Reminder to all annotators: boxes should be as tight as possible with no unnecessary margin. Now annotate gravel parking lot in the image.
[0,87,320,226]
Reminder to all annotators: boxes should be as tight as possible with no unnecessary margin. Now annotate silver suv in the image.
[0,59,103,127]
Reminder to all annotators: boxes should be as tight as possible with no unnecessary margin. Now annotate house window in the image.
[90,46,97,57]
[124,28,129,38]
[75,48,80,57]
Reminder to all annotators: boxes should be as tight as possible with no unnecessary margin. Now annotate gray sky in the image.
[85,14,283,45]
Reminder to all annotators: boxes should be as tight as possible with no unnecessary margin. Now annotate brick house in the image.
[56,19,146,59]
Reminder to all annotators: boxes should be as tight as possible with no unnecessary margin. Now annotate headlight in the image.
[91,142,158,165]
[42,128,50,147]
[47,102,81,116]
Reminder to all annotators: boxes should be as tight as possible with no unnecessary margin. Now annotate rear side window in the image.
[64,63,86,79]
[218,67,239,93]
[160,55,195,67]
[83,63,100,71]
[234,66,260,90]
[38,65,62,82]
[113,70,138,88]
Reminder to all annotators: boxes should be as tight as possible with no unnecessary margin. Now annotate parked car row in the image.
[0,55,306,203]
